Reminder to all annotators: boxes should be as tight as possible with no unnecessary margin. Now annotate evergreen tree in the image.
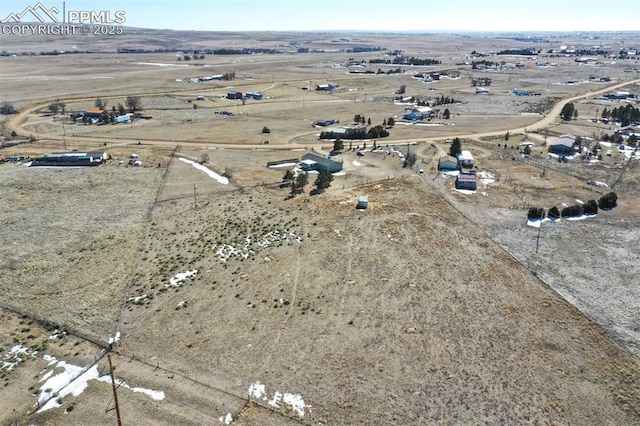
[449,137,462,157]
[560,102,575,121]
[315,170,334,192]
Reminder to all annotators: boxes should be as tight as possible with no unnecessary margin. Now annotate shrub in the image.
[547,206,560,219]
[561,204,584,218]
[598,192,617,210]
[583,199,598,215]
[527,207,544,220]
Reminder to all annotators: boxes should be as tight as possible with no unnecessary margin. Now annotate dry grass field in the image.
[1,29,640,425]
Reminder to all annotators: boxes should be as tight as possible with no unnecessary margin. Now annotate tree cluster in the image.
[471,60,498,69]
[48,101,66,115]
[601,104,640,127]
[560,102,577,121]
[403,151,417,168]
[432,95,457,106]
[0,102,17,114]
[496,48,538,55]
[527,192,617,222]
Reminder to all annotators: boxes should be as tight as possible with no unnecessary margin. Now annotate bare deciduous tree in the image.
[125,96,143,113]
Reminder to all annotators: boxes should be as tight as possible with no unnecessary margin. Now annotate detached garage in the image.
[300,153,343,173]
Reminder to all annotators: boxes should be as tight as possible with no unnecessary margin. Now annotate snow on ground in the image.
[268,162,297,169]
[35,352,167,413]
[166,269,198,288]
[2,344,38,372]
[453,189,475,195]
[38,361,98,412]
[352,160,365,166]
[477,171,496,185]
[441,170,460,177]
[248,381,310,417]
[178,158,229,184]
[97,375,165,400]
[213,230,303,263]
[219,413,233,425]
[107,331,121,345]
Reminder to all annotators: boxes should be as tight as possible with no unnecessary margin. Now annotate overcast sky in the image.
[1,0,638,32]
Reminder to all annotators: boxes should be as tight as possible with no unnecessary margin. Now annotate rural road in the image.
[6,78,640,151]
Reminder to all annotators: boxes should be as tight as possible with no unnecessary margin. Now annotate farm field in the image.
[1,29,639,425]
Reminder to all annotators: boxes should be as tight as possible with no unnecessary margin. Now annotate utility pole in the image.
[107,354,123,426]
[535,209,544,254]
[62,121,67,150]
[193,184,197,208]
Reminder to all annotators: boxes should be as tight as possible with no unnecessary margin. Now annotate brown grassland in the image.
[0,29,639,425]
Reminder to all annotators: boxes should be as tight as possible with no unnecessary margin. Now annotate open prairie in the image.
[1,29,639,425]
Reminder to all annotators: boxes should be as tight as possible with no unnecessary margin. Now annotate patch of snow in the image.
[219,413,233,425]
[268,162,297,168]
[97,375,165,400]
[38,362,99,412]
[2,344,38,371]
[107,331,121,346]
[442,170,460,177]
[249,381,266,399]
[166,269,198,288]
[453,189,475,195]
[178,158,229,184]
[352,160,364,166]
[576,199,584,204]
[248,381,310,417]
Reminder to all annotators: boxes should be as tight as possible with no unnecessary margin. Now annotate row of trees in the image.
[601,104,640,127]
[370,57,440,66]
[320,125,389,141]
[527,192,617,221]
[283,170,333,196]
[95,97,143,113]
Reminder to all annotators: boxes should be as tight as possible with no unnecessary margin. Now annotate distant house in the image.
[244,92,263,100]
[455,172,477,190]
[457,150,474,168]
[356,195,368,210]
[84,109,105,121]
[438,155,458,171]
[227,90,242,100]
[300,153,343,173]
[513,88,531,96]
[316,83,340,92]
[30,151,106,167]
[404,112,422,121]
[314,119,338,127]
[548,134,576,155]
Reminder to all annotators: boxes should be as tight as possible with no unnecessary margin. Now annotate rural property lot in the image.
[0,30,639,424]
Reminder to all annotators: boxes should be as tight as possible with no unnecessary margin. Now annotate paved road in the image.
[6,79,639,151]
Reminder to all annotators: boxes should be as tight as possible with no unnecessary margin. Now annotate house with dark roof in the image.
[300,153,343,173]
[455,172,477,190]
[438,155,458,171]
[548,134,576,155]
[227,90,243,100]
